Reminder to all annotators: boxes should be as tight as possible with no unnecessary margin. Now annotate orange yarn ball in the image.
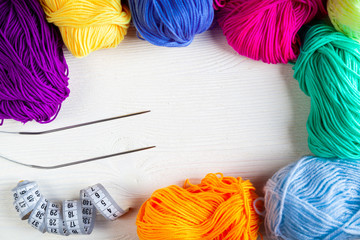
[136,173,262,240]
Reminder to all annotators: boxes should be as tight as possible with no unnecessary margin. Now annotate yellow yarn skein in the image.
[40,0,131,57]
[328,0,360,42]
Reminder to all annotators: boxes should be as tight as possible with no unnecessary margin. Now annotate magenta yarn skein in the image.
[0,0,69,124]
[215,0,327,64]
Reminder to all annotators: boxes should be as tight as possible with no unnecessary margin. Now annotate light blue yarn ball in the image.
[265,156,360,240]
[128,0,214,47]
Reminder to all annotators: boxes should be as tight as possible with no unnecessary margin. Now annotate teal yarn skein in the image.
[293,24,360,159]
[265,156,360,240]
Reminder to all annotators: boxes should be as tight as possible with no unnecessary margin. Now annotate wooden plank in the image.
[0,26,310,239]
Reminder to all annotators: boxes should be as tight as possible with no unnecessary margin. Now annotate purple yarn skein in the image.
[0,0,70,125]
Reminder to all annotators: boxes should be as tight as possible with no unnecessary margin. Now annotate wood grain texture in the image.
[0,26,310,239]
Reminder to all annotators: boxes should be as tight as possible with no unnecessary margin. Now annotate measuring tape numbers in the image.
[12,181,129,235]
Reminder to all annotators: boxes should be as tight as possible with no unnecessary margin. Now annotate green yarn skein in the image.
[293,24,360,159]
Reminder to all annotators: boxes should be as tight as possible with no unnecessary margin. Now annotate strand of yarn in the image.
[215,0,327,64]
[265,156,360,240]
[136,173,262,240]
[0,0,69,124]
[39,0,131,57]
[293,23,360,159]
[328,0,360,42]
[128,0,214,47]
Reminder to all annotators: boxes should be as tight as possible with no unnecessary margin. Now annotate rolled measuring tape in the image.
[12,181,129,235]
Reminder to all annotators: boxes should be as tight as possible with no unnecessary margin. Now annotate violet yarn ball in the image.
[0,0,70,124]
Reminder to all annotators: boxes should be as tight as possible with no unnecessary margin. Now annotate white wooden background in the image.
[0,26,310,239]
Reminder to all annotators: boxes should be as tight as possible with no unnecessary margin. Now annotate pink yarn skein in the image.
[215,0,326,64]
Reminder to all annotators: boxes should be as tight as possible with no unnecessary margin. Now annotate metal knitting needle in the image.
[0,146,155,169]
[0,110,150,135]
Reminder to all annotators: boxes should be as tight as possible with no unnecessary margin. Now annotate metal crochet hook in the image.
[0,146,155,169]
[0,110,150,135]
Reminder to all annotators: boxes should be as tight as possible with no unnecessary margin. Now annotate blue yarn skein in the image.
[265,156,360,240]
[128,0,214,47]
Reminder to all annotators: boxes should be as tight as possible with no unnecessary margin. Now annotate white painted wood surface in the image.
[0,26,310,239]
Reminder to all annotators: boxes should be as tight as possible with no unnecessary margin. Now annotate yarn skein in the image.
[128,0,214,47]
[0,0,69,124]
[265,156,360,240]
[294,23,360,159]
[136,173,262,240]
[328,0,360,42]
[39,0,131,57]
[215,0,327,64]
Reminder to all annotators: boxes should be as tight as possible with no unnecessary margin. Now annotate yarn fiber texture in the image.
[136,173,262,240]
[39,0,131,57]
[215,0,327,64]
[294,23,360,159]
[128,0,214,47]
[265,156,360,240]
[0,0,69,124]
[328,0,360,42]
